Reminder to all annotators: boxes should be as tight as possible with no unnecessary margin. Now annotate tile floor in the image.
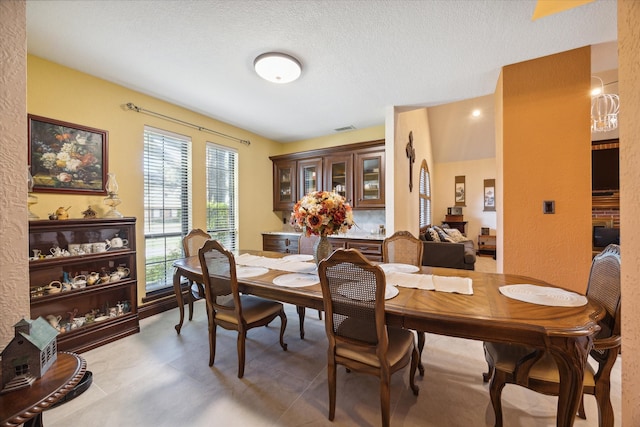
[45,258,621,426]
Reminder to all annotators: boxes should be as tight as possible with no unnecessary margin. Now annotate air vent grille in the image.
[334,125,356,132]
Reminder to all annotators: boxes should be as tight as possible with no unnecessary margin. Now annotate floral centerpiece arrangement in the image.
[290,191,354,237]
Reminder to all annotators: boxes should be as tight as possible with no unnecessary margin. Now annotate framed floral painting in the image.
[28,115,108,195]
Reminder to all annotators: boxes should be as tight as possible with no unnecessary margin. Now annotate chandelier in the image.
[591,76,620,133]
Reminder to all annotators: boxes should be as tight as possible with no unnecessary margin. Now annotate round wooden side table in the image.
[0,352,86,427]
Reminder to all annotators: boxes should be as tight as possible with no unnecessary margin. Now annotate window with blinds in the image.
[143,126,191,292]
[206,142,238,251]
[419,160,431,229]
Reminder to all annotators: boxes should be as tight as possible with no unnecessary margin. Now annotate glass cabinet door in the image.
[324,154,353,204]
[273,160,296,211]
[354,148,385,208]
[298,158,322,199]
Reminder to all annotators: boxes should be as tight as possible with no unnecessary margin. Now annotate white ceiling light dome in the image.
[254,52,302,84]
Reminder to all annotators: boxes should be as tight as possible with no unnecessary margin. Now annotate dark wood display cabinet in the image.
[270,139,385,212]
[354,146,385,209]
[272,159,297,211]
[29,218,139,353]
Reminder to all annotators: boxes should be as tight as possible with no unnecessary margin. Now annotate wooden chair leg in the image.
[417,331,425,376]
[578,396,586,419]
[278,309,288,351]
[237,329,247,378]
[187,279,195,321]
[208,320,217,367]
[296,305,306,339]
[595,381,614,427]
[327,358,337,421]
[317,310,322,320]
[409,347,420,395]
[380,372,391,427]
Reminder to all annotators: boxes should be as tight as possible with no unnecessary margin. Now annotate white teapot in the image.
[108,236,128,249]
[71,274,87,289]
[116,266,130,279]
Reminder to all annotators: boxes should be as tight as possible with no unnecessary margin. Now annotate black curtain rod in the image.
[125,102,251,146]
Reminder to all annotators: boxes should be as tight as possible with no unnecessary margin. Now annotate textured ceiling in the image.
[26,0,617,162]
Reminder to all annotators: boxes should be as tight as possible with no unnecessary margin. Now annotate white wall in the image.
[433,158,497,245]
[0,1,29,348]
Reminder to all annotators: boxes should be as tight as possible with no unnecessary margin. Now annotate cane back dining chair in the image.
[382,230,425,376]
[296,234,323,339]
[318,249,419,427]
[482,244,621,427]
[182,229,211,321]
[198,239,288,378]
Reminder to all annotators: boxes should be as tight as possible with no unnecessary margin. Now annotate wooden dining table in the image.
[172,250,603,427]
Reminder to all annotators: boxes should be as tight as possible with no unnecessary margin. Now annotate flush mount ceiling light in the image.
[254,52,302,84]
[591,76,620,133]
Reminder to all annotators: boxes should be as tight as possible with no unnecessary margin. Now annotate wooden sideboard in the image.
[262,233,383,262]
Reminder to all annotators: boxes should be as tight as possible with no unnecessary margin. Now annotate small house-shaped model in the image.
[1,317,58,393]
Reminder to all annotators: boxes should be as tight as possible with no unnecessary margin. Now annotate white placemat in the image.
[273,273,319,287]
[379,263,421,274]
[282,254,314,262]
[499,284,588,307]
[236,266,269,278]
[385,285,399,300]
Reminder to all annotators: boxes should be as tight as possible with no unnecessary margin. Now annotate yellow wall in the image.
[27,56,283,303]
[501,47,592,291]
[433,158,497,246]
[393,108,432,236]
[620,0,640,422]
[276,125,385,155]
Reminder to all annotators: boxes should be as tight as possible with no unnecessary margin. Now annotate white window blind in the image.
[143,126,191,292]
[419,160,431,229]
[206,142,238,251]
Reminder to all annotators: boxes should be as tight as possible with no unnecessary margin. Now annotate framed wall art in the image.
[454,175,465,206]
[28,114,108,195]
[484,178,496,211]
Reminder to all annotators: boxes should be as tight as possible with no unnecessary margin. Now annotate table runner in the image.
[385,271,473,295]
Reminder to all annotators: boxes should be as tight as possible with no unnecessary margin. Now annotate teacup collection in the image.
[30,237,128,260]
[45,301,132,332]
[31,266,131,297]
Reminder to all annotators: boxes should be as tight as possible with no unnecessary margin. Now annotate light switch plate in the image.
[543,200,555,214]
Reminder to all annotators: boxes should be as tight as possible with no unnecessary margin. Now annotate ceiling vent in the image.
[334,125,356,132]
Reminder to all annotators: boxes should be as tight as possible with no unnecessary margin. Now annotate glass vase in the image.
[103,173,123,218]
[314,235,333,266]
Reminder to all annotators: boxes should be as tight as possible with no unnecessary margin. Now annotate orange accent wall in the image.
[619,0,640,423]
[501,47,592,293]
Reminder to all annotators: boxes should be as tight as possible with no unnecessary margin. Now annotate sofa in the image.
[419,227,476,270]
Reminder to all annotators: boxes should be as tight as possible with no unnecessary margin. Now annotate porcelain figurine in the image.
[55,206,71,220]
